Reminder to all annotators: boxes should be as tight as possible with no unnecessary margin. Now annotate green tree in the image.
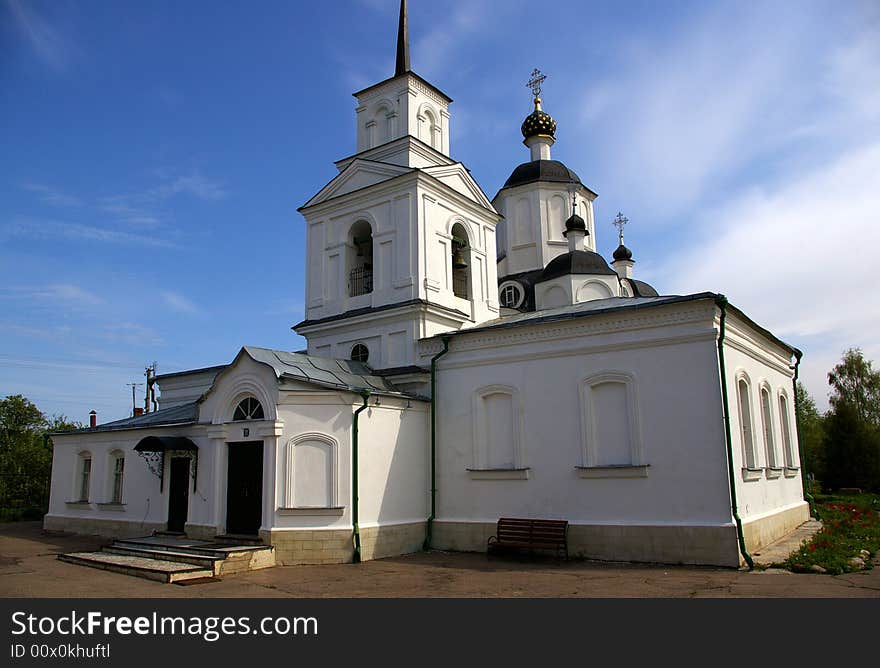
[822,401,880,491]
[0,395,80,518]
[795,382,825,485]
[828,348,880,427]
[822,349,880,491]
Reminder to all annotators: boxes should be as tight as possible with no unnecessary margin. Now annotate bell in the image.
[452,247,468,269]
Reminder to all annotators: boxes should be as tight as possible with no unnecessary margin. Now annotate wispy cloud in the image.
[162,291,203,315]
[1,217,177,248]
[19,182,82,207]
[98,322,164,346]
[152,170,226,201]
[0,284,103,307]
[6,0,77,70]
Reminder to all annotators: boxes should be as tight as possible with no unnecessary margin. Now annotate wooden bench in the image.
[487,518,568,559]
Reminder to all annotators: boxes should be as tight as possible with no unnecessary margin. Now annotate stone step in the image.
[102,545,221,574]
[58,552,215,583]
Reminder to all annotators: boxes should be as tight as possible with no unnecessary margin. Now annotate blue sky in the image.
[2,0,878,423]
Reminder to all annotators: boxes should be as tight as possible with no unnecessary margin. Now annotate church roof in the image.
[239,346,424,399]
[427,292,799,356]
[60,401,200,434]
[539,250,617,281]
[500,159,586,191]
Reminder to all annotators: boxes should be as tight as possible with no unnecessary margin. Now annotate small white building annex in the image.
[45,1,810,568]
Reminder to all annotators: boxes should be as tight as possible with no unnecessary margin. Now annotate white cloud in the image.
[0,284,103,307]
[20,182,81,207]
[657,141,880,409]
[1,217,176,248]
[162,291,203,315]
[6,0,76,70]
[152,171,226,201]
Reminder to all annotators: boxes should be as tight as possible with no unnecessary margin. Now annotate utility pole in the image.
[126,382,143,417]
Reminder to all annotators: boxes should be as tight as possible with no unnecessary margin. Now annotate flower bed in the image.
[784,494,880,575]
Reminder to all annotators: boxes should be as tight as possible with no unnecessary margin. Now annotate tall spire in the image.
[395,0,410,76]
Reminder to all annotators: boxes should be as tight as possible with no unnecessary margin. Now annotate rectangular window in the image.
[112,457,125,503]
[79,458,91,502]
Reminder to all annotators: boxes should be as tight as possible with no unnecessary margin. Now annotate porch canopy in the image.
[134,436,198,453]
[134,436,198,491]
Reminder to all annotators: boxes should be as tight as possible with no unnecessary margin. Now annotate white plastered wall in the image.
[720,312,806,523]
[424,301,735,527]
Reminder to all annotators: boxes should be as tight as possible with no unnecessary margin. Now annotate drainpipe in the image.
[352,390,370,564]
[715,295,755,570]
[424,335,451,551]
[791,350,816,517]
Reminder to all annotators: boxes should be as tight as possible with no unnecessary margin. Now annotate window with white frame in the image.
[110,452,125,503]
[760,385,778,470]
[471,386,524,471]
[233,396,264,421]
[285,434,337,508]
[736,376,757,469]
[77,453,91,502]
[779,392,796,468]
[579,373,644,471]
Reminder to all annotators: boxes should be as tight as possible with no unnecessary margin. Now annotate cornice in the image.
[419,301,717,356]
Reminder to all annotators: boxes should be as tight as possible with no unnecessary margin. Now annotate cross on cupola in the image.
[612,212,628,246]
[521,68,556,157]
[527,68,546,99]
[612,212,634,267]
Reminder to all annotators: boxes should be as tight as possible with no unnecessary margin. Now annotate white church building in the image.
[45,2,809,568]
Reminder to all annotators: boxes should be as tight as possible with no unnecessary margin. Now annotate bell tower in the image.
[294,0,500,374]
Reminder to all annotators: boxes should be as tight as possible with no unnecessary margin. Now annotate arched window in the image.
[109,450,125,504]
[350,343,369,364]
[471,385,524,472]
[233,397,264,421]
[450,222,471,299]
[285,434,338,508]
[578,372,644,473]
[779,392,796,468]
[736,376,757,470]
[420,108,439,148]
[348,220,373,297]
[760,385,778,471]
[77,452,92,502]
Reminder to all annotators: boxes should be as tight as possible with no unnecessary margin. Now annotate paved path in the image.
[1,521,878,598]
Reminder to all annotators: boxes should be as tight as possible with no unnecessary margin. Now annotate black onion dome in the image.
[540,250,617,281]
[622,277,659,297]
[613,243,633,261]
[564,213,587,235]
[521,102,557,140]
[501,160,582,190]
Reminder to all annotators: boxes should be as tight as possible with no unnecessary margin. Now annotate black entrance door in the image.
[226,442,263,535]
[167,457,190,533]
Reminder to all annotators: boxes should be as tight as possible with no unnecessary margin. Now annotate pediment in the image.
[303,159,414,209]
[422,163,495,211]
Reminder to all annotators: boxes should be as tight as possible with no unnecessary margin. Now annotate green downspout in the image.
[352,390,371,564]
[791,350,816,517]
[715,295,755,570]
[424,335,451,551]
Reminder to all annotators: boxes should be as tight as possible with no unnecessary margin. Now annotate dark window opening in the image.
[350,344,370,364]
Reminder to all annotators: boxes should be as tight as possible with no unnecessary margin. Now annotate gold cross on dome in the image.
[612,212,629,244]
[527,68,546,98]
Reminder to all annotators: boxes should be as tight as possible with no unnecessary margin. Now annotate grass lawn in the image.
[783,493,880,574]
